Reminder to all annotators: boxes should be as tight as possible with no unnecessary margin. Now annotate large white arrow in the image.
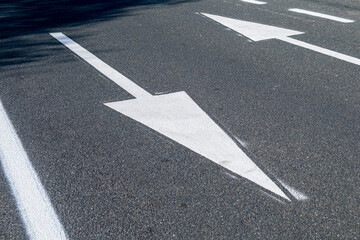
[202,13,360,66]
[50,32,290,201]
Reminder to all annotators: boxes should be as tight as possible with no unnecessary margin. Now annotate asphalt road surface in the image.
[0,0,359,239]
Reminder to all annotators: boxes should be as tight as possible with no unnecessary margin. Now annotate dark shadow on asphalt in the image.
[0,0,196,68]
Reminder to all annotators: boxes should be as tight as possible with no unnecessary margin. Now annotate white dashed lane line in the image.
[240,0,267,5]
[289,8,354,23]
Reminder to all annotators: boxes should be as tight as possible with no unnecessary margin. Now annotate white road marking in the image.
[278,179,309,201]
[105,92,291,201]
[279,36,360,65]
[51,33,290,200]
[0,100,67,240]
[240,0,267,5]
[50,32,151,99]
[234,136,249,149]
[289,8,354,23]
[201,13,360,66]
[201,13,304,42]
[224,172,239,180]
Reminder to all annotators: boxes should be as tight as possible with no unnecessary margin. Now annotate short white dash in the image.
[277,179,309,201]
[289,8,354,23]
[241,0,267,5]
[0,100,67,240]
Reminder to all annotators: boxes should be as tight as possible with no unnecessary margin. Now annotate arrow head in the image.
[105,92,290,200]
[202,13,303,41]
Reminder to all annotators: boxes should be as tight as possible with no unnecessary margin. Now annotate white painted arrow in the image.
[202,13,360,66]
[50,32,290,201]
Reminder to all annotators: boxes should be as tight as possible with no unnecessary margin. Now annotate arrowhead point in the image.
[201,13,303,41]
[105,92,290,200]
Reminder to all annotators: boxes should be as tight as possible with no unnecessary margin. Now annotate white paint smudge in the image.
[278,179,309,201]
[259,190,285,204]
[234,136,249,149]
[224,171,239,180]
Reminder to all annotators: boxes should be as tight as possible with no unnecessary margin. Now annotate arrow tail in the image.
[50,32,152,99]
[279,36,360,66]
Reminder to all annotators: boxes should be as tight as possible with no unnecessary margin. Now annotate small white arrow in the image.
[50,32,290,201]
[202,13,360,66]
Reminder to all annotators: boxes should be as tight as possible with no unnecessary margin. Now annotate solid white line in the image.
[241,0,267,5]
[289,8,354,23]
[0,100,67,240]
[279,36,360,66]
[50,32,152,99]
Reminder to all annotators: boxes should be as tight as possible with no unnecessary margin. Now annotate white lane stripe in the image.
[279,36,360,66]
[50,32,152,99]
[241,0,267,5]
[289,8,354,23]
[0,100,67,240]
